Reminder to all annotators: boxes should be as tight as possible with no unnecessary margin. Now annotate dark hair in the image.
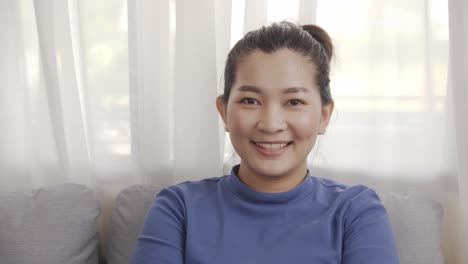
[222,21,333,105]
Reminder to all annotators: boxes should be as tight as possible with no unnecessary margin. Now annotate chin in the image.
[251,162,293,178]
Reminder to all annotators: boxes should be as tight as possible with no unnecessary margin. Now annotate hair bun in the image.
[301,24,333,62]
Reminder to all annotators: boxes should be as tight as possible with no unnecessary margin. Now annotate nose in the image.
[256,105,287,134]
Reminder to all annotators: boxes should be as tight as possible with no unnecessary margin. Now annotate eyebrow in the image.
[237,85,311,94]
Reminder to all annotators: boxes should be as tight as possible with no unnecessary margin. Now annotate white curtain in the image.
[311,1,462,263]
[0,0,466,262]
[448,0,468,262]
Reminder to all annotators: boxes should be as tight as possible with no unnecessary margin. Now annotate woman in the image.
[131,21,399,264]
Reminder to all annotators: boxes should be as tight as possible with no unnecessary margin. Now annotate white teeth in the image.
[255,142,289,150]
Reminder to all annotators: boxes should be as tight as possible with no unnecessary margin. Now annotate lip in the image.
[251,141,293,156]
[253,141,291,144]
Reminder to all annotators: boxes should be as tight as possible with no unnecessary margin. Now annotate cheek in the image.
[226,107,256,133]
[290,112,322,138]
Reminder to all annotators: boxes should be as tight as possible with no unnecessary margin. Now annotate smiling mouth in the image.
[252,141,292,150]
[252,141,293,155]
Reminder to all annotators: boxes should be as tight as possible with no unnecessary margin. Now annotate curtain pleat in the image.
[128,0,174,186]
[0,0,31,186]
[173,0,222,182]
[244,0,268,33]
[34,0,93,186]
[448,0,468,262]
[298,0,317,24]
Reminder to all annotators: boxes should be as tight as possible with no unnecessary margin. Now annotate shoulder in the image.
[313,178,392,232]
[315,177,368,194]
[313,177,380,207]
[144,176,227,224]
[155,176,227,205]
[316,178,388,227]
[319,181,400,263]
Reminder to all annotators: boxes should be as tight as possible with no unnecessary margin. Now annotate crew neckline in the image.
[225,164,317,204]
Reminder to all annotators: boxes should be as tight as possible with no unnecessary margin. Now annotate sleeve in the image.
[130,187,186,264]
[342,189,400,264]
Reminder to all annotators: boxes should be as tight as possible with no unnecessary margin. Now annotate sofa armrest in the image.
[380,192,444,264]
[0,183,101,264]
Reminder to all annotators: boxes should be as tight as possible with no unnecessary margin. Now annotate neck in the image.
[237,164,308,193]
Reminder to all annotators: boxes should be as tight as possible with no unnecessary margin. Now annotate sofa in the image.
[0,183,444,264]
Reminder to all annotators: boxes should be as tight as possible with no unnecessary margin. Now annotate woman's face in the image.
[217,48,333,182]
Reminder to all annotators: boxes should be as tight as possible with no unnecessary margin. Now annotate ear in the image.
[318,100,334,135]
[216,96,229,131]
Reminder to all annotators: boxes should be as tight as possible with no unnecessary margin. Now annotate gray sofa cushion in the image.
[0,183,101,264]
[107,186,444,264]
[380,193,444,264]
[106,185,163,264]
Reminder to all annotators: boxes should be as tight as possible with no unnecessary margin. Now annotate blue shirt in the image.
[131,165,399,264]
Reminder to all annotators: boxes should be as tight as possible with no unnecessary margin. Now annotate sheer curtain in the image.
[448,0,468,262]
[0,0,466,262]
[314,1,462,263]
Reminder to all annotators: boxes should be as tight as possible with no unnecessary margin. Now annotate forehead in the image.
[234,48,317,93]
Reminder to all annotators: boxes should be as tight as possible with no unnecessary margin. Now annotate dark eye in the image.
[240,98,258,105]
[288,99,303,106]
